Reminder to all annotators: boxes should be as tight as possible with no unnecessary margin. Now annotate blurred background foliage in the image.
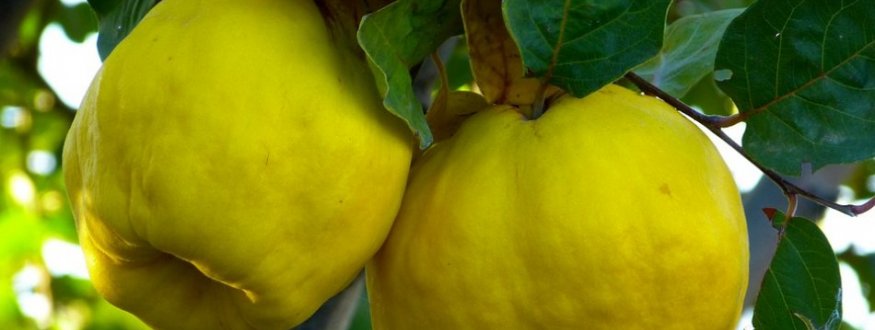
[0,0,153,328]
[2,0,875,329]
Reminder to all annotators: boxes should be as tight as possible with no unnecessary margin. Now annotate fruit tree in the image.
[1,0,875,329]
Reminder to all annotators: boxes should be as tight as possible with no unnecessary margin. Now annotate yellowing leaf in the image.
[462,0,524,104]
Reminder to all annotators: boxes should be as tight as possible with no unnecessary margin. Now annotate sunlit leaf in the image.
[670,0,754,18]
[462,0,524,104]
[753,211,842,330]
[635,8,742,98]
[358,0,464,148]
[0,211,45,260]
[715,0,875,176]
[503,0,670,97]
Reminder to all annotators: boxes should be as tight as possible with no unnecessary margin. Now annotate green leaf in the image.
[56,2,98,43]
[715,0,875,176]
[670,0,754,18]
[681,72,735,116]
[87,0,157,60]
[635,8,742,98]
[753,211,842,330]
[445,41,474,91]
[502,0,670,97]
[358,0,464,149]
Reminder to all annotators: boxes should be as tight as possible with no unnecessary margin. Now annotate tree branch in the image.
[624,72,874,217]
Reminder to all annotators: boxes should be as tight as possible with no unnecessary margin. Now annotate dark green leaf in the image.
[715,0,875,176]
[358,0,464,149]
[51,276,97,304]
[56,2,98,43]
[837,249,875,312]
[0,61,41,105]
[753,211,842,330]
[635,8,742,98]
[87,0,157,60]
[502,0,670,97]
[839,321,861,330]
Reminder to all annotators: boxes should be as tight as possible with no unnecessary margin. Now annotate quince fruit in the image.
[367,84,748,329]
[63,0,412,328]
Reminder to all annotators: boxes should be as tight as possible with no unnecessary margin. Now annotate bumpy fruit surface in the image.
[62,0,412,328]
[367,84,749,329]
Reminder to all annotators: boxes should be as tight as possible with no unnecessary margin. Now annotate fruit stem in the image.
[530,78,549,119]
[624,72,875,218]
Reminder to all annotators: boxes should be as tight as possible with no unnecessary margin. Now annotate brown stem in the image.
[530,80,549,119]
[624,72,874,217]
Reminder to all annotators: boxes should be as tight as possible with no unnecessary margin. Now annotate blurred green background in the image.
[2,0,875,329]
[0,0,152,328]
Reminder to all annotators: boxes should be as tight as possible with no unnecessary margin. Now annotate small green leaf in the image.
[635,8,743,98]
[87,0,157,60]
[763,207,789,230]
[502,0,670,97]
[358,0,464,149]
[753,211,842,330]
[715,0,875,176]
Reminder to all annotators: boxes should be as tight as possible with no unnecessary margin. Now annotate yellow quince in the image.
[63,0,412,328]
[367,84,748,329]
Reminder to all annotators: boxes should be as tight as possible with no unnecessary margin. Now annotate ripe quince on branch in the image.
[62,0,412,328]
[367,84,749,329]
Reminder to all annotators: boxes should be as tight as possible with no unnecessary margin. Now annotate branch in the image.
[624,72,875,217]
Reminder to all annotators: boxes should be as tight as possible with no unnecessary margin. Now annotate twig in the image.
[624,72,875,217]
[786,194,798,218]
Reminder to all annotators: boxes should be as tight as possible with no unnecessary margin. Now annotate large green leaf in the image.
[753,210,842,330]
[715,0,875,176]
[635,8,742,98]
[87,0,157,60]
[502,0,670,97]
[358,0,463,149]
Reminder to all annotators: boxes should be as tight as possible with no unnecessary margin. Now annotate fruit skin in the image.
[62,0,412,328]
[367,84,749,329]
